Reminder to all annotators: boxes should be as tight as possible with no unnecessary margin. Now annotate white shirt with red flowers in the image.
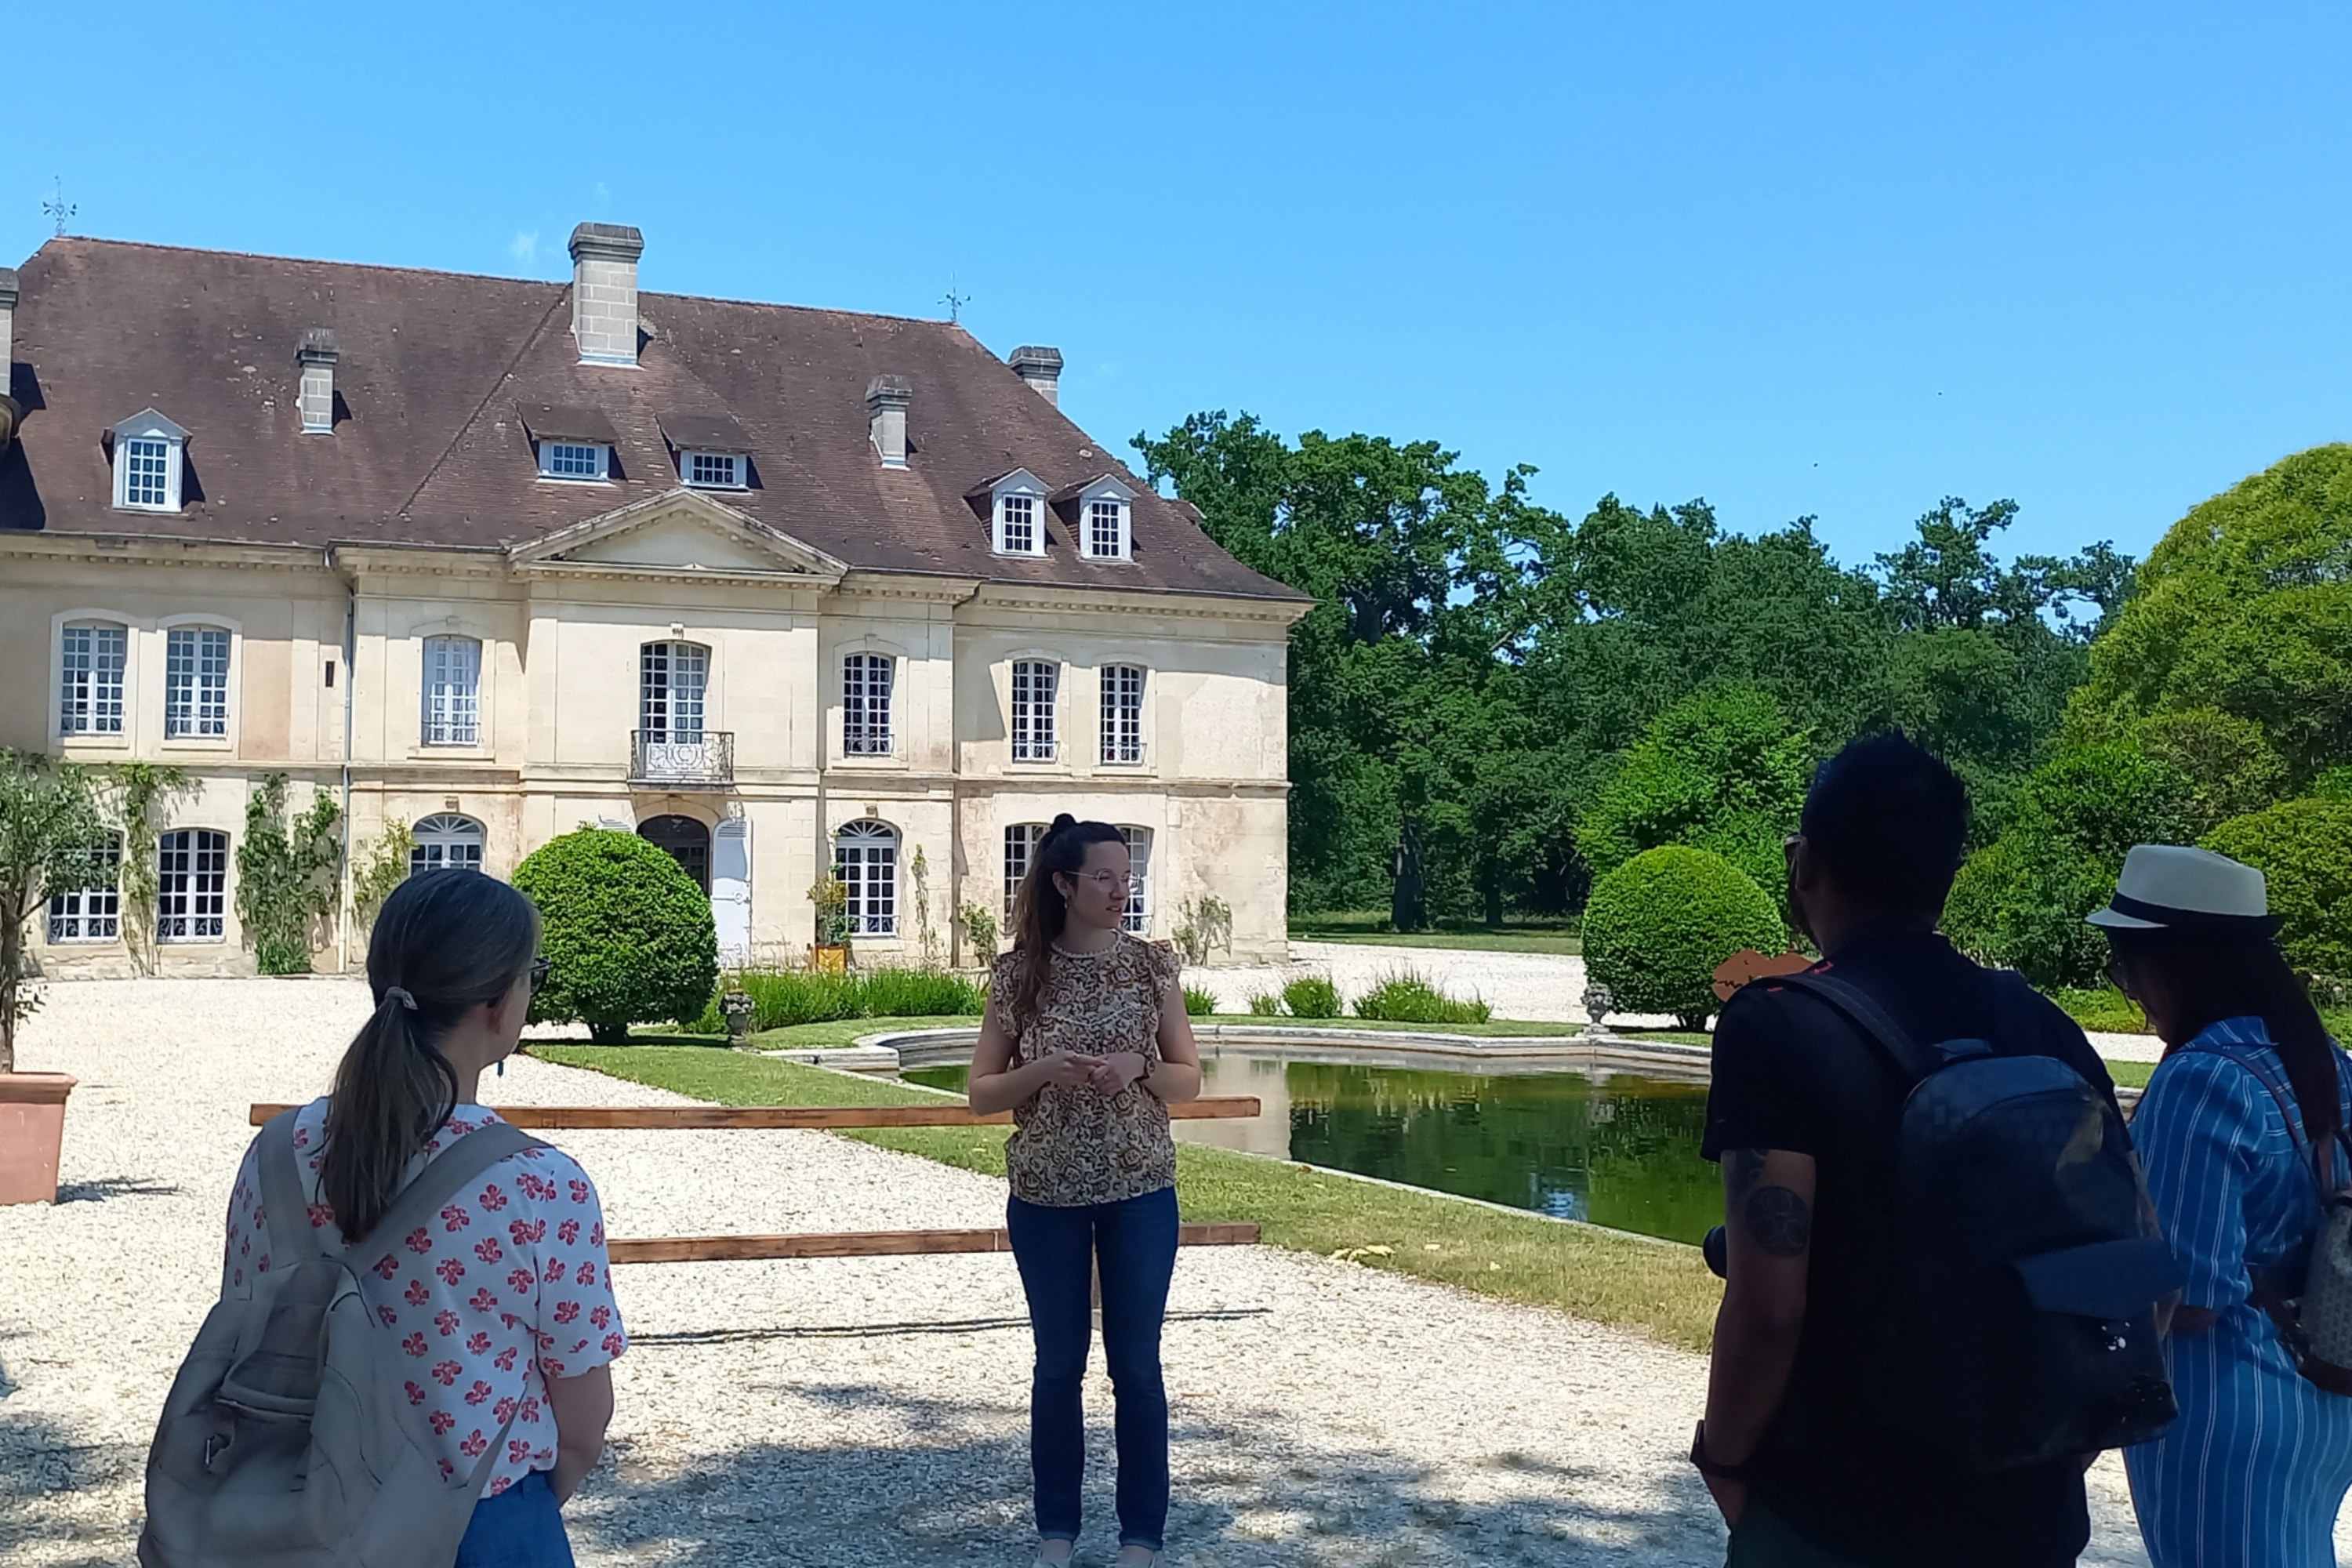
[220,1099,626,1498]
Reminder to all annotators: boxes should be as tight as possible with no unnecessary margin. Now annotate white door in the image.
[712,817,752,967]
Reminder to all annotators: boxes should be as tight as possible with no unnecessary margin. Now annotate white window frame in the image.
[1102,664,1146,765]
[833,820,899,937]
[996,492,1043,557]
[421,636,483,746]
[538,441,611,482]
[409,814,486,875]
[1118,826,1152,935]
[163,625,232,740]
[640,641,710,742]
[1011,659,1059,763]
[1085,496,1131,561]
[157,829,228,943]
[1004,822,1047,919]
[842,652,894,757]
[58,622,129,737]
[682,451,746,489]
[48,834,123,943]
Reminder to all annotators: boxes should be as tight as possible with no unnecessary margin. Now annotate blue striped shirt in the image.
[2125,1016,2352,1567]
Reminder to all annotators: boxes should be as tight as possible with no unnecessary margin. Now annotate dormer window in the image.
[684,452,745,488]
[539,441,610,481]
[971,469,1051,557]
[111,410,189,513]
[1052,474,1137,561]
[659,412,755,492]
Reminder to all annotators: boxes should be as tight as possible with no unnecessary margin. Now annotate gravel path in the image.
[2,977,2176,1566]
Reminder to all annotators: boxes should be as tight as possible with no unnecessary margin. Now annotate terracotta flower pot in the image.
[0,1073,76,1206]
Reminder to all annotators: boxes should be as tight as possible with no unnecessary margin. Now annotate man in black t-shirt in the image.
[1694,733,2119,1567]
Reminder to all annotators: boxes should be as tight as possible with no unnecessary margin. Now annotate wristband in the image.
[1690,1421,1754,1481]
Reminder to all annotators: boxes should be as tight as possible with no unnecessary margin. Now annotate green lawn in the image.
[2105,1058,2155,1090]
[530,1044,1724,1352]
[1289,911,1584,956]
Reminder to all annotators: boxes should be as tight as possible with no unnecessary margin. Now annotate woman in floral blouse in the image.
[970,815,1204,1568]
[218,869,622,1567]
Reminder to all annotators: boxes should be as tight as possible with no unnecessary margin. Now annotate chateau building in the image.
[0,225,1307,976]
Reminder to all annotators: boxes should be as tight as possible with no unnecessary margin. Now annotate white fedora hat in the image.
[2087,844,2281,935]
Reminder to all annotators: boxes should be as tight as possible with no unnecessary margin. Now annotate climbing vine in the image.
[350,820,416,931]
[103,763,192,974]
[234,773,343,975]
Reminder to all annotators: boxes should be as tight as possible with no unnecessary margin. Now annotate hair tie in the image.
[383,986,418,1011]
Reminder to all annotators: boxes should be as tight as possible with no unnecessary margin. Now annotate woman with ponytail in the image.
[969,814,1203,1567]
[2094,846,2352,1568]
[215,869,623,1567]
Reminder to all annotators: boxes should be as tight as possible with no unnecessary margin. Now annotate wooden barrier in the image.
[609,1222,1260,1265]
[249,1098,1261,1130]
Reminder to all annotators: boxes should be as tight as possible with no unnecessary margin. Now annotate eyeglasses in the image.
[529,956,551,996]
[1070,870,1133,892]
[2104,956,2135,1001]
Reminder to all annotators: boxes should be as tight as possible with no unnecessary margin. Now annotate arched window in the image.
[59,622,129,736]
[640,641,708,742]
[1118,826,1152,935]
[834,821,898,936]
[638,815,712,894]
[409,815,485,875]
[157,829,228,942]
[49,833,123,942]
[1004,822,1047,918]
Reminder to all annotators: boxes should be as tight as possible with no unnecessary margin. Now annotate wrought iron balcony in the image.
[630,730,734,788]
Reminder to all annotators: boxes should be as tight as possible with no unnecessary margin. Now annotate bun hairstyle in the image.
[1005,813,1127,1029]
[321,869,541,1241]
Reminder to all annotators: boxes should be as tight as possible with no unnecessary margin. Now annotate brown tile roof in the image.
[0,238,1305,603]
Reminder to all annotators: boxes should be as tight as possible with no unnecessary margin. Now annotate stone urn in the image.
[1579,982,1614,1039]
[720,990,756,1047]
[0,1072,77,1206]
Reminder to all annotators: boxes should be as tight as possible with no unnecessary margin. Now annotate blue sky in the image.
[8,2,2346,567]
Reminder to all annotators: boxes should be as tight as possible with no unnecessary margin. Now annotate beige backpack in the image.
[140,1112,543,1567]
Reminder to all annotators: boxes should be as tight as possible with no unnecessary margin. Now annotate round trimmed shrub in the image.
[1581,845,1785,1029]
[2204,797,2352,985]
[514,829,717,1044]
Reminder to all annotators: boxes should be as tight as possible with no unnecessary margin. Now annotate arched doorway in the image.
[638,815,711,894]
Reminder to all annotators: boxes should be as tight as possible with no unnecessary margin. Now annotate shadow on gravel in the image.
[630,1307,1271,1349]
[568,1378,1722,1568]
[0,1406,146,1568]
[55,1176,183,1204]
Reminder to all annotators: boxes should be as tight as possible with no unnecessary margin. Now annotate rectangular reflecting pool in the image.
[902,1048,1719,1246]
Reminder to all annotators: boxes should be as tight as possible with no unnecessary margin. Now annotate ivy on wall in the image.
[104,763,193,975]
[234,773,343,975]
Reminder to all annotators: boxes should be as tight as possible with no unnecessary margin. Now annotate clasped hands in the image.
[1035,1049,1147,1095]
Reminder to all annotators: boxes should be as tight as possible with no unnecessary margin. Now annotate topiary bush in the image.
[1352,969,1492,1025]
[2204,797,2352,985]
[1581,845,1784,1030]
[1282,974,1344,1018]
[514,829,718,1044]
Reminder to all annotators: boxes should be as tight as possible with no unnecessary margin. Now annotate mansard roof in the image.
[0,238,1304,604]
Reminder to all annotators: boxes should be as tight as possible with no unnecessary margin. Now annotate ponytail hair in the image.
[1004,813,1127,1030]
[321,869,541,1240]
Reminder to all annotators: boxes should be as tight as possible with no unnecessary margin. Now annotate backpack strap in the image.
[1769,971,1948,1088]
[2183,1037,2349,1195]
[364,1120,546,1250]
[257,1109,336,1265]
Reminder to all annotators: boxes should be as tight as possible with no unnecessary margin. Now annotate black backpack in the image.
[1772,971,2181,1471]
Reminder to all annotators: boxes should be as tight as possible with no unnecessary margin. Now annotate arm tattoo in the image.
[1726,1148,1769,1206]
[1744,1186,1813,1257]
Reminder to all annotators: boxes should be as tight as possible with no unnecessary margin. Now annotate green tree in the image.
[514,829,717,1043]
[2070,444,2352,789]
[1577,684,1812,894]
[2203,797,2352,985]
[234,773,343,975]
[0,752,110,1072]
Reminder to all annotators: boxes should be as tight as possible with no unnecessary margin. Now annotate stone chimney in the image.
[568,222,644,367]
[1009,345,1062,405]
[296,328,339,434]
[866,375,911,469]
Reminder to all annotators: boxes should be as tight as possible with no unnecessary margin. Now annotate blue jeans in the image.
[456,1468,575,1567]
[1007,1186,1181,1552]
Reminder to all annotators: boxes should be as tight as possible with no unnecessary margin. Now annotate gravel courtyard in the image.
[5,976,2169,1565]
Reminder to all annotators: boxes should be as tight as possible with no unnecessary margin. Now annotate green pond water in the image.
[901,1050,1720,1245]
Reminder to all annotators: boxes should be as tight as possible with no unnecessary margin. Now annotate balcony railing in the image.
[630,730,734,788]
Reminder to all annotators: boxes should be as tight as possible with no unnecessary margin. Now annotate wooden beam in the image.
[607,1223,1260,1265]
[249,1098,1259,1129]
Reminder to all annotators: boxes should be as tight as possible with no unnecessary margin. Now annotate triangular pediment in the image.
[509,488,847,582]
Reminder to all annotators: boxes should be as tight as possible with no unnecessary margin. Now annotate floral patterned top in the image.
[993,934,1181,1207]
[220,1100,626,1499]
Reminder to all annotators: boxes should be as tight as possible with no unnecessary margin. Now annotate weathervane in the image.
[42,176,75,238]
[940,274,971,324]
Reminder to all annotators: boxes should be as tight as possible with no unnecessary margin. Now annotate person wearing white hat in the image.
[2096,844,2352,1568]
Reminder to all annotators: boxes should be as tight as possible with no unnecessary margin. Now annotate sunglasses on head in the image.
[529,956,551,996]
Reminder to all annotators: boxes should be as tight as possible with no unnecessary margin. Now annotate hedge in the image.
[1581,845,1784,1029]
[2204,797,2352,984]
[514,829,717,1044]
